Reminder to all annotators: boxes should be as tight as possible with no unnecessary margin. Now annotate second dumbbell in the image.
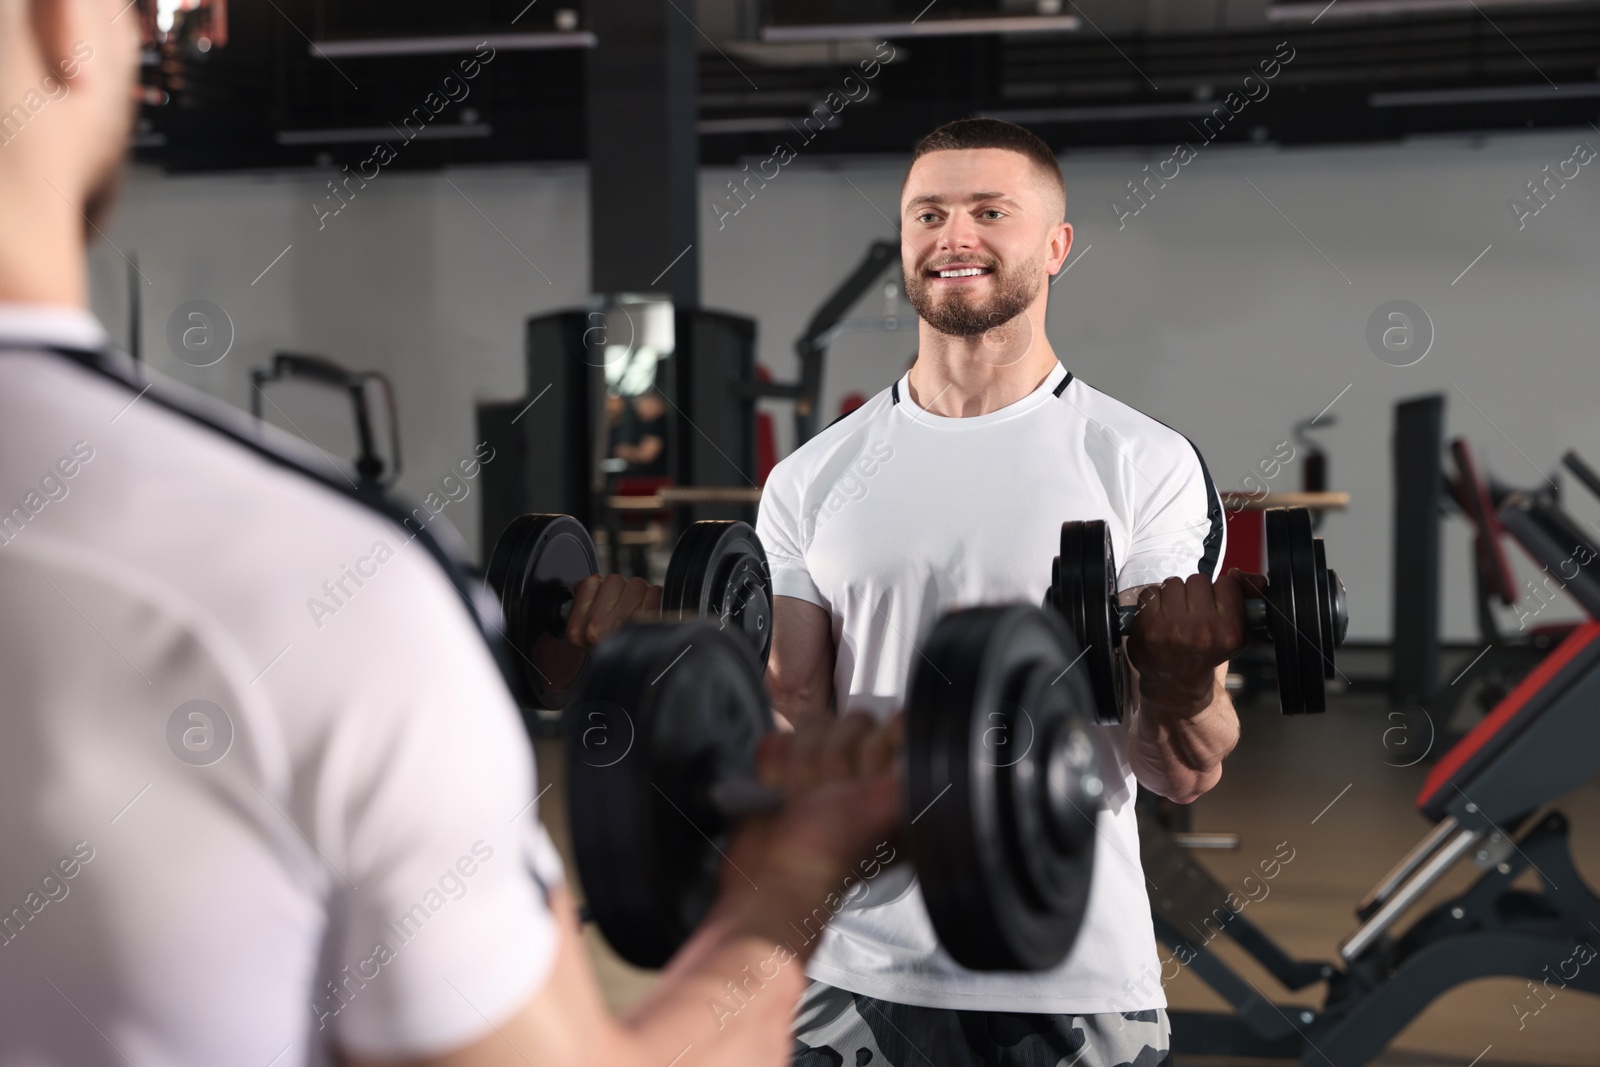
[486,514,773,711]
[1044,506,1347,722]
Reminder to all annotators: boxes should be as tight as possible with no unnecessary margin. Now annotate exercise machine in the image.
[1158,485,1600,1065]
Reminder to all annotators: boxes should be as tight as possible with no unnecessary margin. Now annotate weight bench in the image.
[1434,438,1588,728]
[1161,488,1600,1066]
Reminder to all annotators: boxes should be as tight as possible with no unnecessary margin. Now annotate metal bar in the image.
[1499,501,1600,618]
[708,778,785,818]
[1219,491,1350,511]
[1171,832,1241,850]
[799,241,900,345]
[983,102,1225,124]
[1153,918,1300,1041]
[310,32,596,59]
[1273,0,1585,20]
[739,380,804,400]
[792,240,899,446]
[1356,816,1461,920]
[1371,82,1600,108]
[1562,450,1600,504]
[760,15,1080,42]
[607,486,765,511]
[661,486,763,505]
[1339,826,1483,961]
[276,124,492,145]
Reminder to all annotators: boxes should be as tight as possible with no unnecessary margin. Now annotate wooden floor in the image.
[533,689,1600,1066]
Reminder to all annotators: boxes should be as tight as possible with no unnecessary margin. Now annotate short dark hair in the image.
[909,118,1065,218]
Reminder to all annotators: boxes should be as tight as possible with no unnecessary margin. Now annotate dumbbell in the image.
[1044,505,1347,721]
[568,604,1104,972]
[485,514,772,710]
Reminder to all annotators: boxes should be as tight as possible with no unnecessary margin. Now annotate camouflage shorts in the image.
[792,981,1172,1067]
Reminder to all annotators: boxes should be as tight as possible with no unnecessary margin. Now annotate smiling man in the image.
[0,3,904,1065]
[757,119,1246,1066]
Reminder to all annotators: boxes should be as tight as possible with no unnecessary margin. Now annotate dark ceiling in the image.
[136,0,1600,172]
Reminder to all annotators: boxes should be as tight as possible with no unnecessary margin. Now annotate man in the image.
[0,3,899,1065]
[759,118,1248,1066]
[612,390,670,477]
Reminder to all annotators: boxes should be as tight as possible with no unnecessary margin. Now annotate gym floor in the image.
[533,689,1600,1066]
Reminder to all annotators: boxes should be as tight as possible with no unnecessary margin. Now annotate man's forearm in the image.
[766,596,837,730]
[769,685,831,730]
[1126,666,1238,804]
[624,905,809,1067]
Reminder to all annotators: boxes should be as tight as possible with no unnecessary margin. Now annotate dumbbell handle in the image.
[707,777,786,819]
[1110,596,1268,640]
[543,588,574,636]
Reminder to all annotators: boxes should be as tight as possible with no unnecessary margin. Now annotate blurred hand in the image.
[715,711,903,959]
[1125,569,1263,712]
[564,573,663,650]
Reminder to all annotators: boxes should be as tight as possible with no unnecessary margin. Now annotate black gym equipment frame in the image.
[477,307,760,565]
[249,351,401,490]
[1391,395,1445,708]
[1156,490,1600,1066]
[744,239,899,448]
[0,340,535,717]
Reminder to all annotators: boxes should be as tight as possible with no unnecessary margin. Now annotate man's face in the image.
[900,147,1069,339]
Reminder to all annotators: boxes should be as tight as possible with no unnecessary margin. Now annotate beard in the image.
[904,251,1041,339]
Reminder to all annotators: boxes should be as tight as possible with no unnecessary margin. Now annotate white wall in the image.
[92,129,1600,640]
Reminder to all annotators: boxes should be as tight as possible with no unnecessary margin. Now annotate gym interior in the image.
[6,1,1600,1065]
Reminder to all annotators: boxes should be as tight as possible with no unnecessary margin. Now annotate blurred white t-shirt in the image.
[757,361,1223,1013]
[0,306,563,1065]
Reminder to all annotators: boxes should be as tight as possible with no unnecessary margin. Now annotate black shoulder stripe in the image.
[1186,438,1225,578]
[0,340,532,708]
[891,380,900,404]
[822,406,859,433]
[1052,373,1221,578]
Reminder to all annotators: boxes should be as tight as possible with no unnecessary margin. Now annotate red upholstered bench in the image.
[1417,619,1600,823]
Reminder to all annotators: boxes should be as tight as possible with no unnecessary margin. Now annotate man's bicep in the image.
[767,595,835,729]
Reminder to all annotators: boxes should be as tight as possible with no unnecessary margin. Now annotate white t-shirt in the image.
[0,307,564,1066]
[757,360,1224,1014]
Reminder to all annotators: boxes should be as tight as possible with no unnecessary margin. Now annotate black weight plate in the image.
[1328,568,1349,650]
[908,604,1100,971]
[1285,511,1328,713]
[662,521,773,667]
[1055,520,1125,725]
[568,622,771,969]
[1262,509,1305,716]
[486,514,599,711]
[1313,538,1338,681]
